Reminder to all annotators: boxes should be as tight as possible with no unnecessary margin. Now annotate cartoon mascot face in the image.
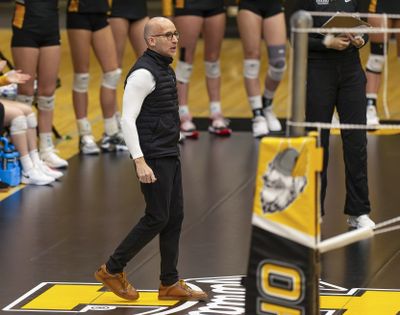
[260,148,307,213]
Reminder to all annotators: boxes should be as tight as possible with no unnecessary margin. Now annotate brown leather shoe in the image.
[158,280,208,301]
[94,264,139,300]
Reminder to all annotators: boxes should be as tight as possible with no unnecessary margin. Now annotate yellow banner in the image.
[252,136,323,246]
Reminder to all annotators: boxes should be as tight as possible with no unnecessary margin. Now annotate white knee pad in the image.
[243,59,260,79]
[37,95,55,111]
[10,115,28,135]
[204,60,221,78]
[73,73,90,93]
[102,68,122,89]
[16,94,34,106]
[175,61,193,83]
[268,63,287,82]
[366,54,385,73]
[267,45,287,81]
[26,112,38,129]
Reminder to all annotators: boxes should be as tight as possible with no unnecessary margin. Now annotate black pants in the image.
[106,157,184,286]
[306,54,371,216]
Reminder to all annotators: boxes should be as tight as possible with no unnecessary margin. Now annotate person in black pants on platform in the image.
[94,17,208,302]
[293,0,375,229]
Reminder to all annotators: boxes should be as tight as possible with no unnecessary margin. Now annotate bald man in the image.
[94,17,208,301]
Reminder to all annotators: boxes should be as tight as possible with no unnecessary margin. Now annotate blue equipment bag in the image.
[0,137,21,186]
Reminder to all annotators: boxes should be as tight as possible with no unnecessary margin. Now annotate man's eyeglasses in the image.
[150,31,180,41]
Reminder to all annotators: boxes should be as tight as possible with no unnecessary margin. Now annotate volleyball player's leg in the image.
[128,17,149,58]
[174,14,203,139]
[68,28,100,154]
[262,12,287,132]
[203,12,231,136]
[37,45,68,168]
[237,9,267,137]
[92,24,125,152]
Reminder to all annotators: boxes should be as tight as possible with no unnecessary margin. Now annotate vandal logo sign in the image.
[3,277,400,314]
[2,276,246,314]
[260,148,307,214]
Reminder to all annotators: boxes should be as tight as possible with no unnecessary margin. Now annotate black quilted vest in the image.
[124,49,180,159]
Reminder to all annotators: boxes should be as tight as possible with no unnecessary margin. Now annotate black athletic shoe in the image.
[101,133,128,152]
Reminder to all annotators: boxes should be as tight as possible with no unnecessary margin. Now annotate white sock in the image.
[209,101,221,116]
[115,111,122,129]
[29,149,41,165]
[77,118,92,136]
[179,105,190,119]
[366,93,378,100]
[104,114,119,136]
[249,95,263,110]
[39,133,53,151]
[263,88,275,100]
[20,154,34,173]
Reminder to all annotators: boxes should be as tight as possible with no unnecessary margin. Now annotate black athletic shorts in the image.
[369,0,400,14]
[11,27,60,48]
[109,0,148,20]
[238,0,284,19]
[66,12,108,31]
[67,0,109,14]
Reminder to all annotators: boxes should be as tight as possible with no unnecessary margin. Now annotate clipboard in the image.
[322,13,371,29]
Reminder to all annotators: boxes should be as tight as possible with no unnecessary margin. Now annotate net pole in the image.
[289,11,313,137]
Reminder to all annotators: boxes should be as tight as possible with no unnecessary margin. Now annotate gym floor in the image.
[1,131,400,314]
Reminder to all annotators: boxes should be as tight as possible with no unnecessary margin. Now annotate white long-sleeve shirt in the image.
[120,69,156,159]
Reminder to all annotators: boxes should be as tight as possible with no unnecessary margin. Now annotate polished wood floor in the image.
[0,133,400,314]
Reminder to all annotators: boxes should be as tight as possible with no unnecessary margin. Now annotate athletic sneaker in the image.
[80,135,100,155]
[40,148,69,169]
[252,116,269,138]
[208,115,232,136]
[35,159,63,180]
[21,167,55,186]
[264,107,282,132]
[347,214,376,229]
[181,119,199,139]
[366,105,380,126]
[101,133,128,152]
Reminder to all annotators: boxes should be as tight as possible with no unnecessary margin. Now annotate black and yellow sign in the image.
[246,136,323,315]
